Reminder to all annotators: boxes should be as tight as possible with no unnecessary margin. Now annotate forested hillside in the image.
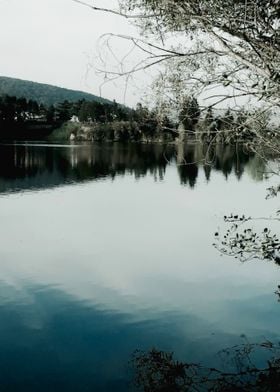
[0,76,112,106]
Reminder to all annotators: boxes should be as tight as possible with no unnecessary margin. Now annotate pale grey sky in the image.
[0,0,256,110]
[0,0,146,105]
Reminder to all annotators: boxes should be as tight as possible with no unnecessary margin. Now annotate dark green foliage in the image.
[0,95,38,124]
[77,100,131,123]
[55,100,72,122]
[46,105,55,123]
[179,96,200,131]
[0,93,135,140]
[50,100,176,142]
[0,95,52,125]
[0,76,113,106]
[0,81,175,141]
[48,123,80,142]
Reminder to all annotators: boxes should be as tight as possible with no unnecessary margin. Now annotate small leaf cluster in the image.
[266,184,280,200]
[214,225,280,263]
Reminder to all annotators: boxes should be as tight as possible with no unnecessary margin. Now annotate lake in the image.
[0,142,279,391]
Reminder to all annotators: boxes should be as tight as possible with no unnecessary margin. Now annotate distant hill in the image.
[0,76,112,106]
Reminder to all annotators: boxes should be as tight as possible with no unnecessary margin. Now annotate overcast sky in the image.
[0,0,255,110]
[0,0,147,105]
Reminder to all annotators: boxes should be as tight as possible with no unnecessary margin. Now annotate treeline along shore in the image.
[0,94,175,142]
[0,93,275,144]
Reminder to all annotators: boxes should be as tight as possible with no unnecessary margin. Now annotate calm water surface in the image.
[0,142,279,391]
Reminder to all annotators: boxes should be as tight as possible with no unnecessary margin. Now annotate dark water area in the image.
[0,122,54,141]
[0,142,279,391]
[0,142,256,193]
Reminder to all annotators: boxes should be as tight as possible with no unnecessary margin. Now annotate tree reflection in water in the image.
[0,142,261,194]
[131,342,280,391]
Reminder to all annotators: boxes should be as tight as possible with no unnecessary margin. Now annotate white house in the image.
[70,115,80,123]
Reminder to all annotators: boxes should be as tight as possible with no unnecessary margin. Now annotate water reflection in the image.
[176,143,258,187]
[0,282,244,392]
[0,142,265,194]
[0,142,277,391]
[1,280,279,392]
